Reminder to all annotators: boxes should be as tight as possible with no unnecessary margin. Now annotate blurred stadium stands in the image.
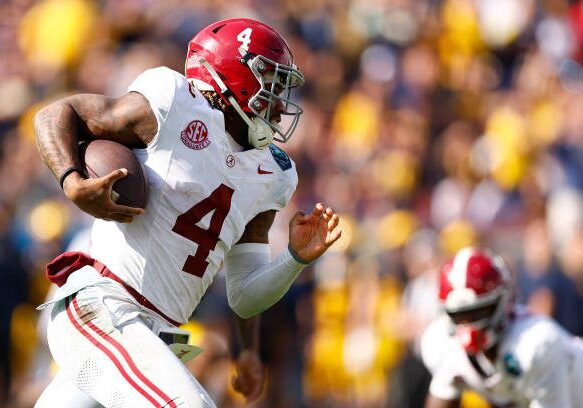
[3,0,583,407]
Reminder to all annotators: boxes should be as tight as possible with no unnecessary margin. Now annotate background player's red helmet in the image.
[185,18,304,144]
[438,247,514,354]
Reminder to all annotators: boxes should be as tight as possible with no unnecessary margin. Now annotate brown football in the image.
[80,139,148,209]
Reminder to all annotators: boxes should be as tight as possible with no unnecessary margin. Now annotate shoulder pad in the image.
[268,144,292,171]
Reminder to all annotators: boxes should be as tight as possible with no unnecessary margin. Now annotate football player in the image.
[421,247,583,408]
[33,18,341,407]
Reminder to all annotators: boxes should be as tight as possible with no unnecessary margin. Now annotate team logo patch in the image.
[268,144,291,170]
[181,120,210,150]
[226,154,235,167]
[503,353,522,377]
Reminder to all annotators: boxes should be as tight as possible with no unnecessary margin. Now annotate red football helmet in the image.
[185,18,305,148]
[438,247,514,354]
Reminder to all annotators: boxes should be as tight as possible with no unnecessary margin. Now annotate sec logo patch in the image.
[181,120,210,150]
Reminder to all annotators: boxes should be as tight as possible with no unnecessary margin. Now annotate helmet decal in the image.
[236,28,253,52]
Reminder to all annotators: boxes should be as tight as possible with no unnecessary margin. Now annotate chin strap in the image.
[197,58,274,149]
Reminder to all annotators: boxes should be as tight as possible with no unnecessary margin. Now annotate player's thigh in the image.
[116,318,217,407]
[47,290,215,408]
[35,370,102,408]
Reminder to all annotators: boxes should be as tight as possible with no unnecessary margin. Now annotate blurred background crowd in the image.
[3,0,583,407]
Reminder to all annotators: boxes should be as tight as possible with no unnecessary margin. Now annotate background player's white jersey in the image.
[89,67,298,324]
[421,309,583,407]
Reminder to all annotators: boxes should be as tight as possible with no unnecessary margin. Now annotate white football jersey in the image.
[89,67,298,324]
[421,309,583,407]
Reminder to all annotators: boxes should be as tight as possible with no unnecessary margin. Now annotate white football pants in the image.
[35,282,216,408]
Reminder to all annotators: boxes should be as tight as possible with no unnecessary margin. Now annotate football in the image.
[80,139,149,209]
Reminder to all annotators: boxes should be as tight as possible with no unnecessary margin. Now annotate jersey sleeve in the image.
[420,319,463,401]
[127,67,179,148]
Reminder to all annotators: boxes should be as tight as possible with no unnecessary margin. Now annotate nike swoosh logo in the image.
[257,165,273,175]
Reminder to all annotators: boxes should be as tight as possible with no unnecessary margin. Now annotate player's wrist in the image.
[62,170,86,200]
[287,244,310,265]
[59,166,83,189]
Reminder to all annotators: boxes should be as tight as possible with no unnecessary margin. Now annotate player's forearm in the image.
[233,313,260,351]
[234,248,305,317]
[226,245,307,318]
[34,101,84,181]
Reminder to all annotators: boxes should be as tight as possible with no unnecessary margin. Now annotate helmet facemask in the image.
[445,292,509,355]
[244,53,305,144]
[195,53,304,149]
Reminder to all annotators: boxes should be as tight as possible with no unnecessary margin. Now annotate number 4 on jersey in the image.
[172,184,234,277]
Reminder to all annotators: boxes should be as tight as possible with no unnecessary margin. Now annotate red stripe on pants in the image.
[66,295,177,407]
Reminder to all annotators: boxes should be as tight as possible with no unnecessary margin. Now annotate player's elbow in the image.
[229,299,263,318]
[228,294,261,319]
[230,305,260,319]
[228,290,271,319]
[33,100,73,138]
[33,105,52,136]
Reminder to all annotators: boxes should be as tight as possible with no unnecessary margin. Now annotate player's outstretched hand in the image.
[232,349,264,403]
[289,203,342,263]
[63,169,144,223]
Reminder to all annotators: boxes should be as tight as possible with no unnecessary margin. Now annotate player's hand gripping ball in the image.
[80,139,149,208]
